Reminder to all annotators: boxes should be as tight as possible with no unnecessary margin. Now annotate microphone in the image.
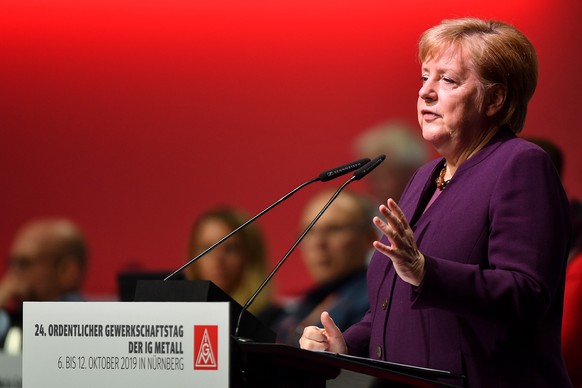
[163,158,371,281]
[234,155,386,339]
[318,158,372,182]
[354,154,386,180]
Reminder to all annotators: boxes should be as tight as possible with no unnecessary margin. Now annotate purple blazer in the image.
[343,129,572,387]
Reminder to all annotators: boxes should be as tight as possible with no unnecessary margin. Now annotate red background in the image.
[2,0,581,300]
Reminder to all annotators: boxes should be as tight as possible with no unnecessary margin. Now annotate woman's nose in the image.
[419,80,437,101]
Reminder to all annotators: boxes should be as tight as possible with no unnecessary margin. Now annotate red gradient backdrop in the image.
[2,0,581,300]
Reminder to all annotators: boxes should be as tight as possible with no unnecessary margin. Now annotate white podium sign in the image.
[23,302,229,388]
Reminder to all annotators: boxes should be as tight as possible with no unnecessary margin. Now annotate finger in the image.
[302,326,327,342]
[378,204,405,238]
[387,199,408,226]
[373,215,389,233]
[299,326,329,350]
[299,336,328,350]
[319,312,348,354]
[373,217,400,251]
[373,214,398,237]
[320,311,342,339]
[373,240,397,260]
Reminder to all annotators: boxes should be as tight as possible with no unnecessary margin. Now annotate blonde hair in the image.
[419,17,538,134]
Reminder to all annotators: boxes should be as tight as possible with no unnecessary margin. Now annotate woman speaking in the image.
[300,18,572,387]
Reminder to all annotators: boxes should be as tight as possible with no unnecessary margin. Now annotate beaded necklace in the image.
[435,163,451,191]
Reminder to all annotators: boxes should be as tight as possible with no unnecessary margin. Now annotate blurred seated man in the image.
[0,218,88,353]
[269,189,377,346]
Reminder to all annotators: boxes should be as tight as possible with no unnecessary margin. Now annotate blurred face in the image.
[187,218,246,294]
[300,194,374,284]
[366,162,414,202]
[8,228,65,302]
[417,45,488,156]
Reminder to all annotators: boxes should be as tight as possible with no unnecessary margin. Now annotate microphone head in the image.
[318,158,371,182]
[353,154,386,180]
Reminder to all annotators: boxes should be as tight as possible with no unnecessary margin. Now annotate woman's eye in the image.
[420,75,428,82]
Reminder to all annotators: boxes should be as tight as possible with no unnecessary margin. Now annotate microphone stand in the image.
[163,177,319,281]
[234,176,355,340]
[164,158,371,280]
[234,154,385,340]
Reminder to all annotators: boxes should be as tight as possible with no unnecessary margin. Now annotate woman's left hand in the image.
[373,198,425,286]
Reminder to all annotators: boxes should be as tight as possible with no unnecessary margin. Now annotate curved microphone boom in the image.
[234,154,386,339]
[163,158,371,281]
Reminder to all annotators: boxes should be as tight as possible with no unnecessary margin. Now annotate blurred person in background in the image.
[353,121,429,203]
[184,207,271,316]
[0,218,88,353]
[526,136,582,387]
[525,137,582,260]
[269,189,377,346]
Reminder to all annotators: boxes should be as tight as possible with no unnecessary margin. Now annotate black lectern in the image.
[133,279,275,343]
[231,341,463,388]
[133,280,462,387]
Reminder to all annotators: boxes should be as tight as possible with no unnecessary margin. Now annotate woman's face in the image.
[417,45,488,156]
[187,218,246,294]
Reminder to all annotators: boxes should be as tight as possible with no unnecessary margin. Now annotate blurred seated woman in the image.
[184,207,270,316]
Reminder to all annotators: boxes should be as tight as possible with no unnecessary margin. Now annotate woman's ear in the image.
[485,85,506,117]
